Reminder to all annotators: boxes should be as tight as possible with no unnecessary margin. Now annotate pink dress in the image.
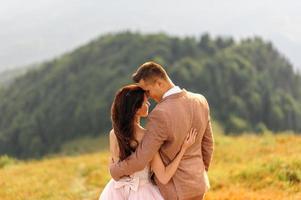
[99,165,163,200]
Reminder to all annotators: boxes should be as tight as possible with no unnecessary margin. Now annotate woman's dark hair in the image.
[111,84,145,161]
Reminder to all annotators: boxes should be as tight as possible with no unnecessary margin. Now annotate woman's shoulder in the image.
[109,129,120,160]
[109,129,118,144]
[109,129,115,137]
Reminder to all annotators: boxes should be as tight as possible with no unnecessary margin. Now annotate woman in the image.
[99,85,197,200]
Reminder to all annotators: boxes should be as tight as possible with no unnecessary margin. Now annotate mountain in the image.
[0,32,301,158]
[0,65,38,88]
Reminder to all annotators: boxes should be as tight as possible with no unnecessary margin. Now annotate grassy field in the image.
[0,131,300,200]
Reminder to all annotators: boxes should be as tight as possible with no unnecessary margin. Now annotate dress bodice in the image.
[113,165,151,195]
[131,165,150,181]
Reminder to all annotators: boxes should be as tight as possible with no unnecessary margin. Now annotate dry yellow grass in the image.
[0,153,110,200]
[0,132,300,200]
[205,132,301,200]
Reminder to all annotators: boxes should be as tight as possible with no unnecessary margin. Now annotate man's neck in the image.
[163,82,175,94]
[157,81,175,102]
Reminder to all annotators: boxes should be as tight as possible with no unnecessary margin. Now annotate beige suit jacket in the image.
[110,89,214,200]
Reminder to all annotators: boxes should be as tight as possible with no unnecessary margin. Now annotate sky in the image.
[0,0,301,72]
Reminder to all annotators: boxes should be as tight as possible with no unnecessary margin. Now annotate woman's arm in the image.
[109,130,120,164]
[150,128,197,184]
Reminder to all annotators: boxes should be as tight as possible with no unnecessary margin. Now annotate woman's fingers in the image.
[184,128,198,147]
[186,128,192,141]
[192,128,197,139]
[189,128,197,143]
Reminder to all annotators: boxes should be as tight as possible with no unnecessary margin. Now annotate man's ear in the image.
[157,79,164,87]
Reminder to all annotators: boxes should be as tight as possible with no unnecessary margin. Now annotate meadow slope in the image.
[0,132,300,200]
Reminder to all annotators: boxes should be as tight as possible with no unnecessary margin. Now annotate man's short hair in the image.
[132,61,168,83]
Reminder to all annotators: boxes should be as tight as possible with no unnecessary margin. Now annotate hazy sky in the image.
[1,0,301,72]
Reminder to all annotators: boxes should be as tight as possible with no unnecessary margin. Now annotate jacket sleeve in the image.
[201,100,214,171]
[110,109,168,180]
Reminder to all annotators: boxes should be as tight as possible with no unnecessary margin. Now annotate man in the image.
[110,61,214,200]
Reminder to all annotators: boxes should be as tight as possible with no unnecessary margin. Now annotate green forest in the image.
[0,32,301,158]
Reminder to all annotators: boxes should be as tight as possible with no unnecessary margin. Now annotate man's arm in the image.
[110,109,168,180]
[202,102,214,171]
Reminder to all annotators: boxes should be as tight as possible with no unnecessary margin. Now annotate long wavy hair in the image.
[111,84,145,161]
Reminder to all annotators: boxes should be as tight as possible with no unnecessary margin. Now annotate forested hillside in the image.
[0,66,36,88]
[0,32,300,158]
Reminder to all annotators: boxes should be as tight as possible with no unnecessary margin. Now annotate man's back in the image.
[150,89,214,200]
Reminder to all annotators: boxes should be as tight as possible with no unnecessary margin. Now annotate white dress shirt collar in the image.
[162,86,182,99]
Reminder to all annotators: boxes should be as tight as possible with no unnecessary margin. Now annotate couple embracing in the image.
[100,61,214,200]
